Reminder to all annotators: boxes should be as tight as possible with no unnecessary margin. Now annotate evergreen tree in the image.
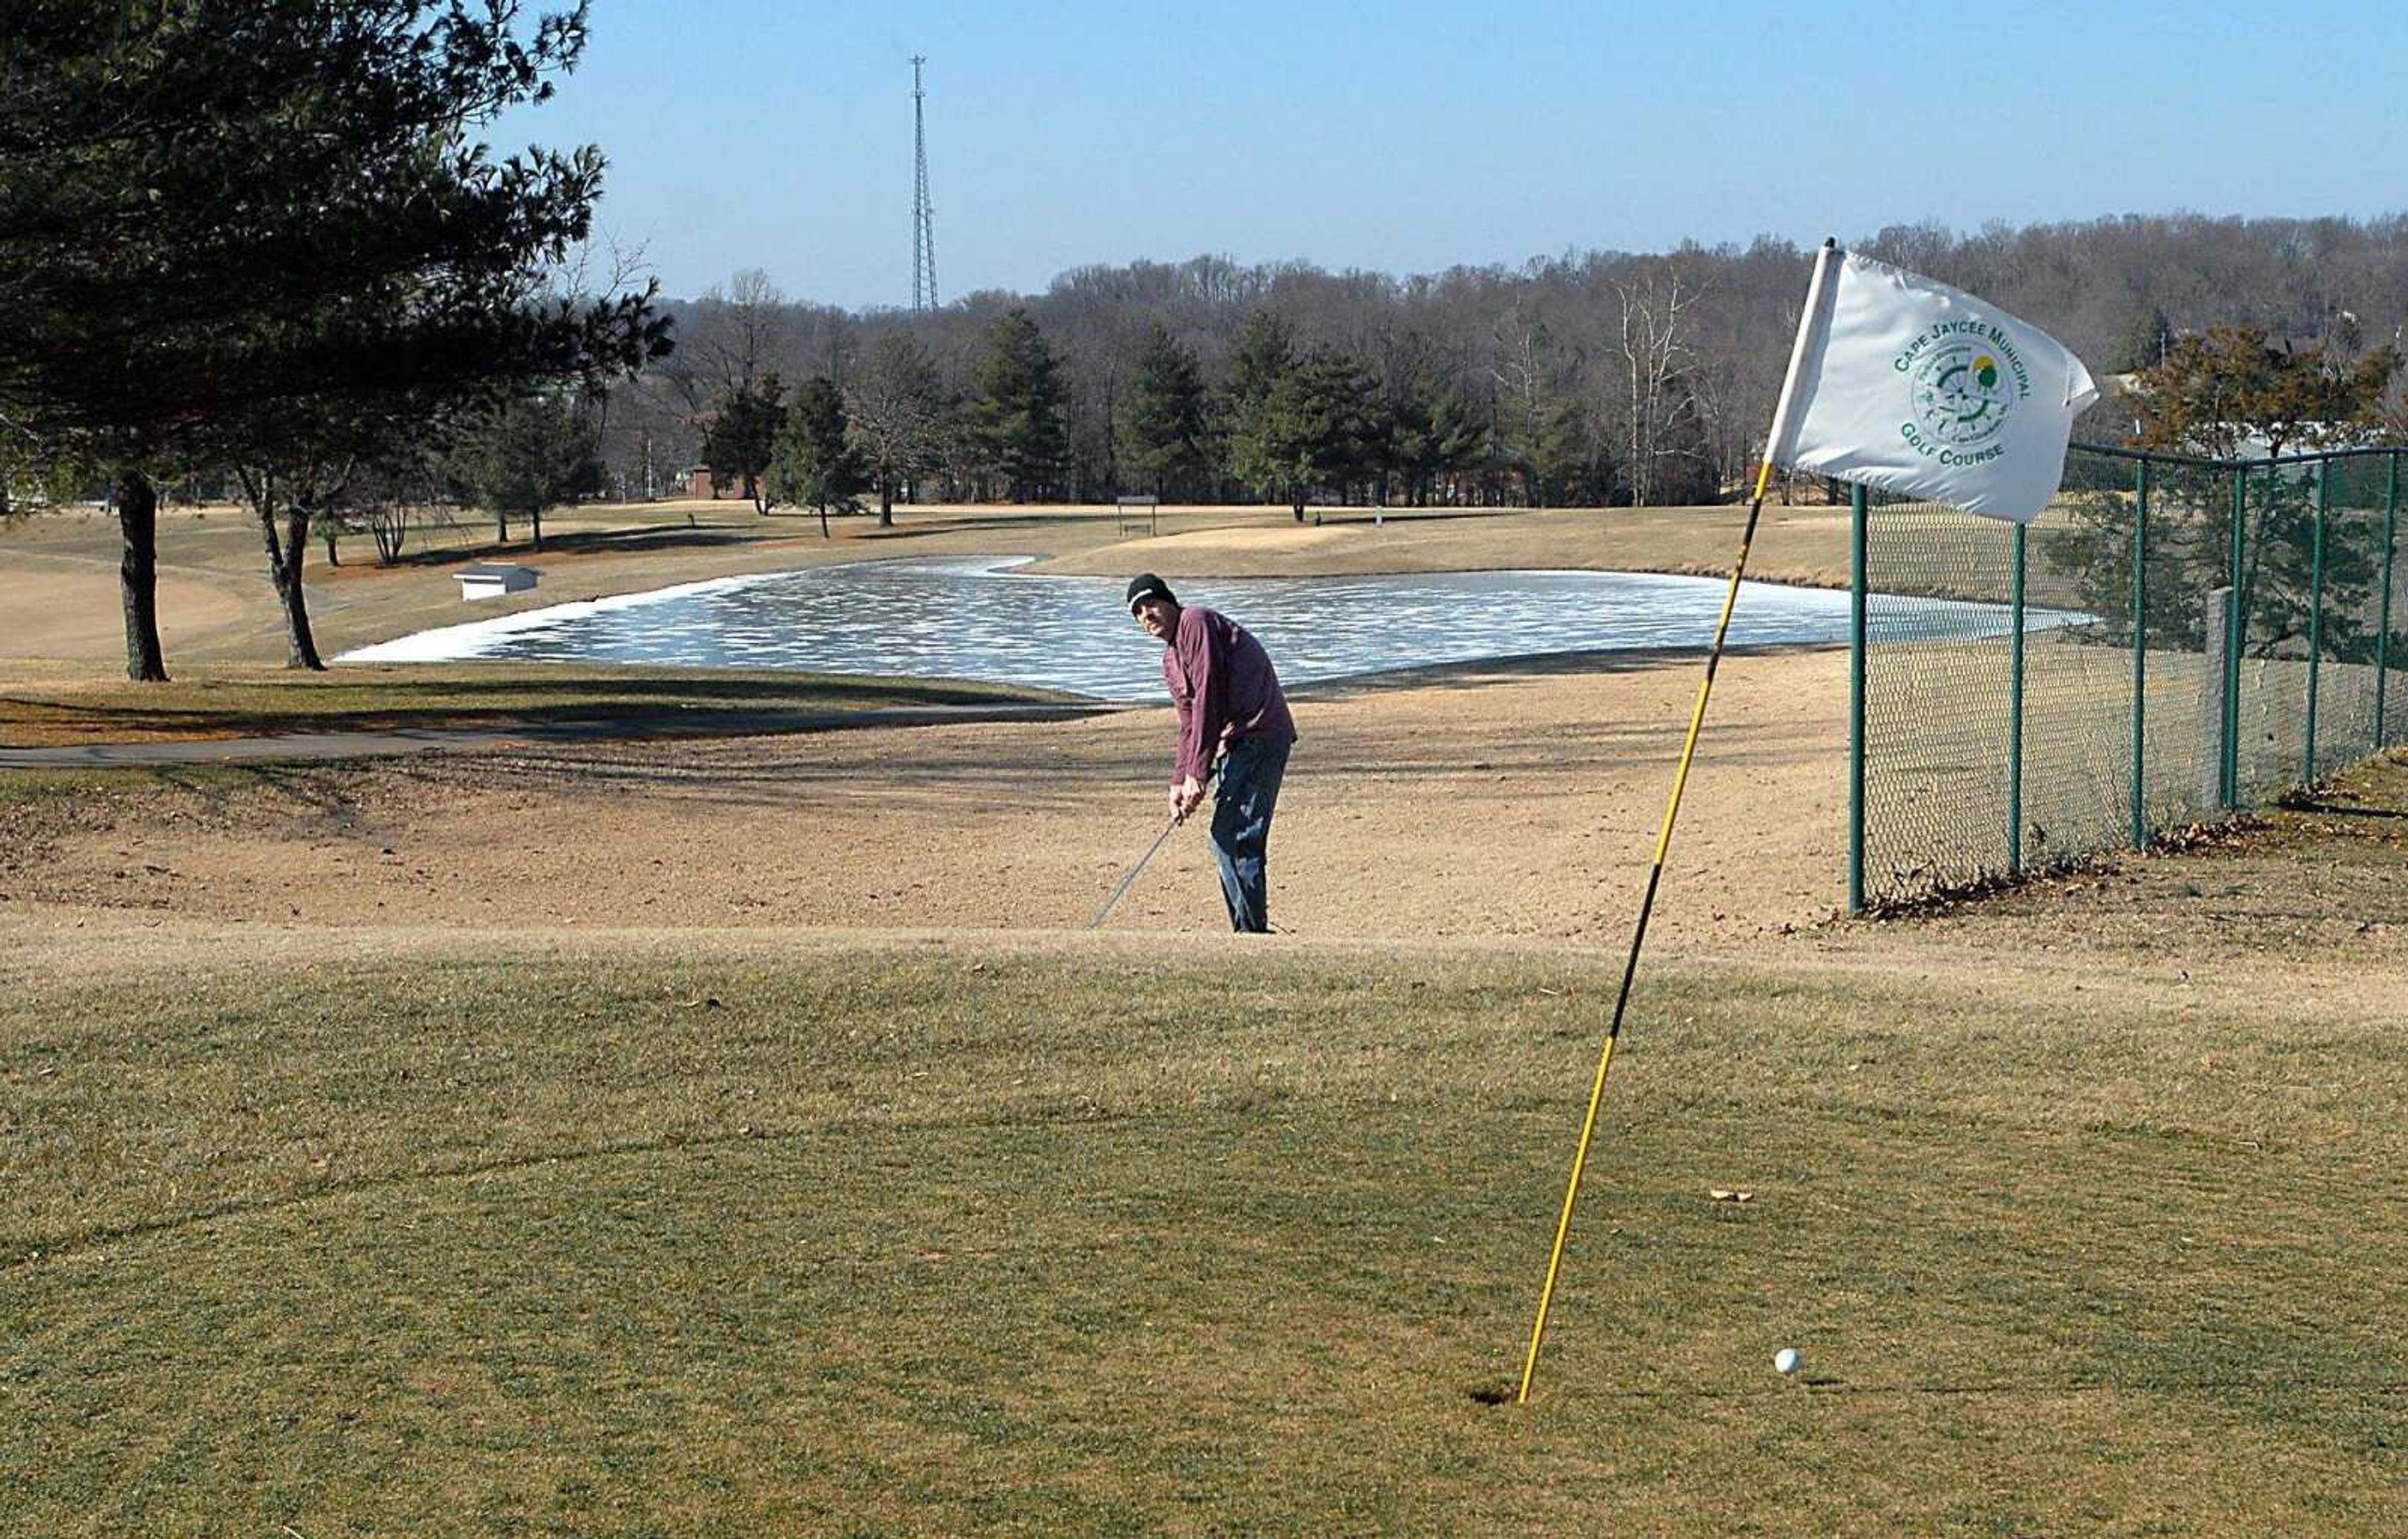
[1251,348,1379,522]
[765,377,868,537]
[699,372,786,513]
[1426,380,1492,503]
[1116,323,1210,498]
[1222,311,1296,502]
[1514,396,1615,508]
[1381,363,1490,507]
[1489,315,1599,508]
[964,310,1067,502]
[446,391,605,555]
[2133,326,2395,462]
[0,431,83,524]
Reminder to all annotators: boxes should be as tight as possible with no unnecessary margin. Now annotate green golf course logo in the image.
[1894,320,2035,465]
[1912,341,2014,446]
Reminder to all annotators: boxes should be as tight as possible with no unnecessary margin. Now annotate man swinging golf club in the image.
[1126,573,1296,933]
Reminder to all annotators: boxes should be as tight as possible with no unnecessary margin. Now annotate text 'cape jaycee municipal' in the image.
[1770,250,2099,524]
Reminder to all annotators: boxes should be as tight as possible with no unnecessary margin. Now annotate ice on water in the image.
[338,556,2070,700]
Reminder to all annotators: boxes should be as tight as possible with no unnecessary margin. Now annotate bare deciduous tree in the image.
[1613,266,1708,508]
[846,332,949,525]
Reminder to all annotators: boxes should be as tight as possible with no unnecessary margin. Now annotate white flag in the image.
[1768,249,2099,523]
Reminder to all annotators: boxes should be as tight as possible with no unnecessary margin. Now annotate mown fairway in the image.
[6,927,2403,1534]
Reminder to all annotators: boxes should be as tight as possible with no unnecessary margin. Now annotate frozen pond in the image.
[339,556,2069,701]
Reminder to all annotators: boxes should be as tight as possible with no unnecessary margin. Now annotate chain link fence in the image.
[1850,444,2407,910]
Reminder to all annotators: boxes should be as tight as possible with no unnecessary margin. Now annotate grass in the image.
[0,661,1079,747]
[5,945,2402,1535]
[0,765,198,805]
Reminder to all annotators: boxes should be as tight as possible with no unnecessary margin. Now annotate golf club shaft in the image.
[1088,763,1217,930]
[1088,811,1183,928]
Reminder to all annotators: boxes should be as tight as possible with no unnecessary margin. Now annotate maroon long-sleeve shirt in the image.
[1163,604,1297,786]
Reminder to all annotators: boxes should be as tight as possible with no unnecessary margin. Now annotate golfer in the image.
[1126,573,1297,933]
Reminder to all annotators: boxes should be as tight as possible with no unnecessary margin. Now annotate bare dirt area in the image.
[9,493,2404,1018]
[0,496,1869,945]
[0,644,1854,950]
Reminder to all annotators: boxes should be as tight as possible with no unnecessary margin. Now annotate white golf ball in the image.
[1773,1347,1801,1375]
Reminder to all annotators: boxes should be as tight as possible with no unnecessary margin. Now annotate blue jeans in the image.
[1210,733,1291,933]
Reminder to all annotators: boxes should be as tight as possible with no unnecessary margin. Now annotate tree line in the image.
[618,214,2408,522]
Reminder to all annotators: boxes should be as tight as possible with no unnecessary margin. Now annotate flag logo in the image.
[1909,340,2019,449]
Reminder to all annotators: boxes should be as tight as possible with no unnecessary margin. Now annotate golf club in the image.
[1089,764,1217,929]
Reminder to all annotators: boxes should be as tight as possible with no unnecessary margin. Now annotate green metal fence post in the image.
[2380,452,2400,750]
[1848,485,1867,914]
[2131,460,2148,848]
[2223,466,2246,808]
[2008,519,2026,875]
[2305,460,2327,784]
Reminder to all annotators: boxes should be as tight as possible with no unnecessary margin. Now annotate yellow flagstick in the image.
[1516,241,1840,1406]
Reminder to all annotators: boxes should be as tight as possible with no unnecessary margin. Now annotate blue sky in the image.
[499,1,2408,308]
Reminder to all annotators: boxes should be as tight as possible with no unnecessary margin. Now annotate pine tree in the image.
[2109,307,2176,374]
[1520,396,1614,508]
[1116,323,1210,498]
[699,373,787,513]
[1425,381,1492,505]
[766,377,869,537]
[446,391,606,554]
[964,310,1067,502]
[2049,326,2402,657]
[1380,363,1490,507]
[1252,348,1378,522]
[1223,312,1297,505]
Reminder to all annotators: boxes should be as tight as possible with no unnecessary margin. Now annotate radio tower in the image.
[910,55,939,312]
